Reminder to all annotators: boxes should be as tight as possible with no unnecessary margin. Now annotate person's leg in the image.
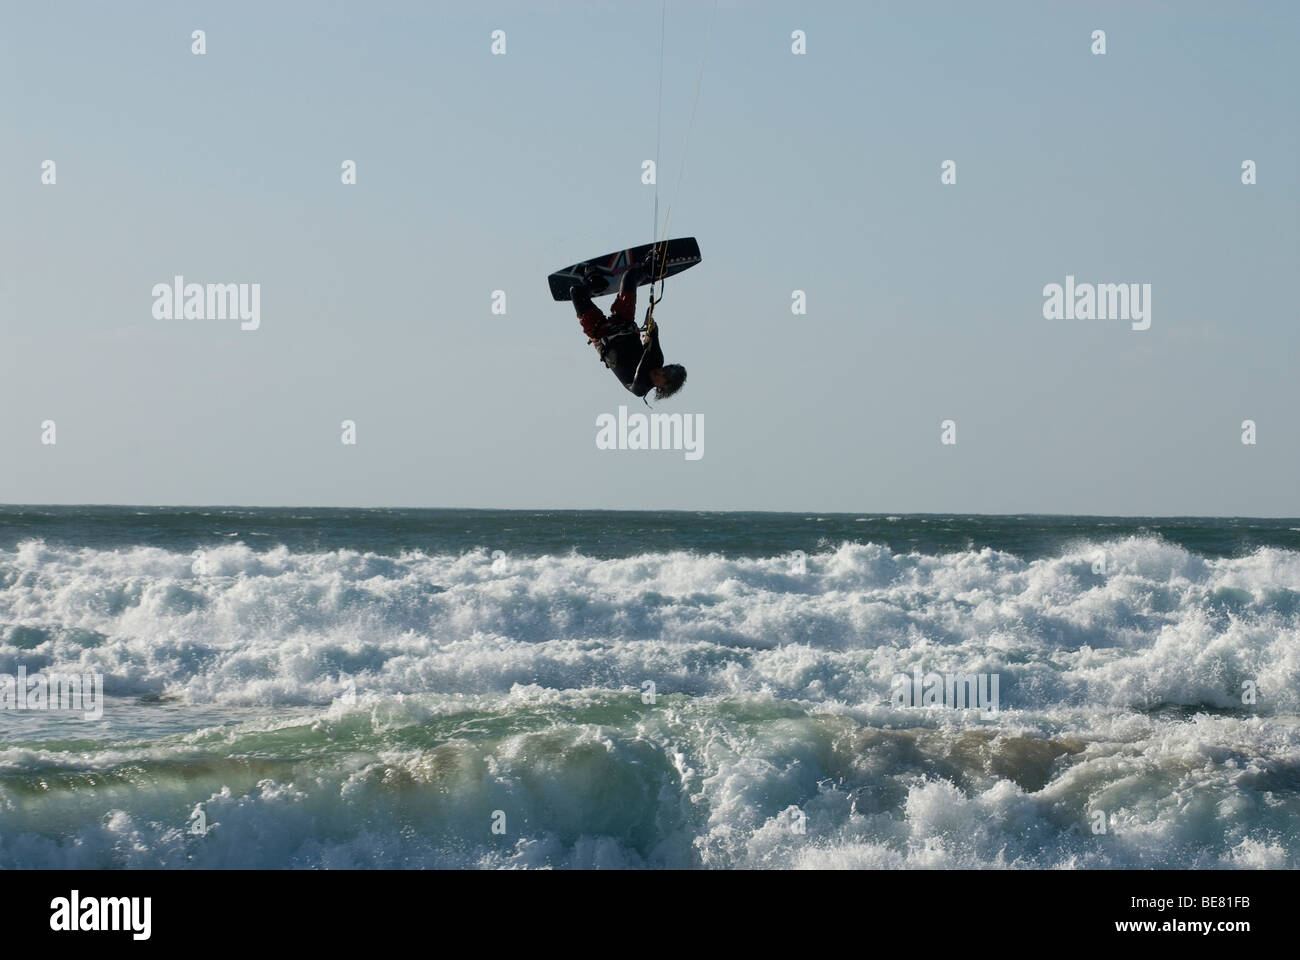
[571,286,609,341]
[610,265,643,324]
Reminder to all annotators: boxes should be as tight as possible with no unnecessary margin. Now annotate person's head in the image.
[650,364,687,400]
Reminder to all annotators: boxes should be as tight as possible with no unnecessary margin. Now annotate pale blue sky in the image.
[2,1,1297,513]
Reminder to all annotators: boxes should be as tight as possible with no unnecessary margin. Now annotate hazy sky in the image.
[2,1,1296,514]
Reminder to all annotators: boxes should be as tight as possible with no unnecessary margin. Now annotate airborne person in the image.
[570,262,687,401]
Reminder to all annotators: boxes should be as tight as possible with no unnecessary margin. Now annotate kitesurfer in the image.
[570,263,686,400]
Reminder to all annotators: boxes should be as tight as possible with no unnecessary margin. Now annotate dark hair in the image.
[655,364,687,400]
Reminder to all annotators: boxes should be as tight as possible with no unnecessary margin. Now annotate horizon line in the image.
[1,503,1297,521]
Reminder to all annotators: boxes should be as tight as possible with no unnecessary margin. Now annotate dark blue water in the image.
[1,505,1296,559]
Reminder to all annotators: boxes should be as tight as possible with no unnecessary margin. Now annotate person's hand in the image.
[645,316,657,333]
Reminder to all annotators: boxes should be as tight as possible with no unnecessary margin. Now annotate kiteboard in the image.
[547,237,702,301]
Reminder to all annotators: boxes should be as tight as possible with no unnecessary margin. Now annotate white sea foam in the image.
[0,537,1296,868]
[1,537,1295,712]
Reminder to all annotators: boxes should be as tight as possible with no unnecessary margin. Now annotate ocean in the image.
[1,507,1297,868]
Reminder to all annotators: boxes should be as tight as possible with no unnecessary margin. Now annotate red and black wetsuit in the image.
[573,280,663,398]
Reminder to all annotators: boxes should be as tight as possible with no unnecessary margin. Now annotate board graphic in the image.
[547,237,702,301]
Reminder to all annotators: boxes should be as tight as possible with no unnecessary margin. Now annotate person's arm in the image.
[631,323,664,394]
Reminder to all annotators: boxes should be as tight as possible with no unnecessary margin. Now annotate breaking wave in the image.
[1,536,1297,868]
